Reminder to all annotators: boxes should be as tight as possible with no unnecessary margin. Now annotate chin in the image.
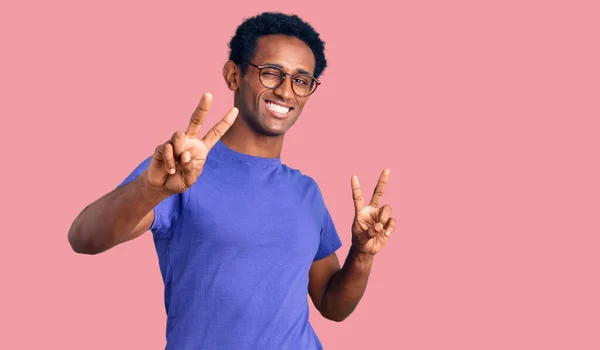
[259,116,298,137]
[257,125,289,137]
[244,115,288,137]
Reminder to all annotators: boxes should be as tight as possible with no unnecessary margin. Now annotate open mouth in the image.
[265,100,293,116]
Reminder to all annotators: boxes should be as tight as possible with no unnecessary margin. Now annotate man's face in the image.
[235,34,317,137]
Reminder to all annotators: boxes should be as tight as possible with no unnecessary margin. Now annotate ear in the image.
[222,60,240,91]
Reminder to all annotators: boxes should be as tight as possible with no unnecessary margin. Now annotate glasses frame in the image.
[246,62,321,97]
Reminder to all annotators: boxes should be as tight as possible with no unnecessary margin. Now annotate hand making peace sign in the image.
[350,169,397,256]
[147,93,239,194]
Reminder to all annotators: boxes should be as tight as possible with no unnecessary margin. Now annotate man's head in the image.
[222,12,327,137]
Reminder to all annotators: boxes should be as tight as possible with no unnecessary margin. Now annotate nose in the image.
[273,75,295,101]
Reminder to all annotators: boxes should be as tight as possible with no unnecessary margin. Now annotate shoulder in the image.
[280,164,325,200]
[280,163,319,185]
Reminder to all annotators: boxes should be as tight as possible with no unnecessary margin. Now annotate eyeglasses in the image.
[246,62,321,97]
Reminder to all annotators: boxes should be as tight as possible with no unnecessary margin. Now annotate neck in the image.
[220,117,284,159]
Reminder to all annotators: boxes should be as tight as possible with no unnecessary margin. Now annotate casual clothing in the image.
[118,140,342,349]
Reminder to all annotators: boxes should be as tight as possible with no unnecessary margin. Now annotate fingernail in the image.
[169,168,175,174]
[376,223,383,231]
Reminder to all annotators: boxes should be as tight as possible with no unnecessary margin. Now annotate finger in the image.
[179,154,194,171]
[366,222,385,239]
[186,139,207,161]
[171,131,186,159]
[180,157,200,189]
[351,175,364,212]
[181,150,191,164]
[186,92,213,138]
[370,168,391,208]
[162,142,176,174]
[201,107,239,149]
[378,205,392,225]
[384,217,396,237]
[154,143,175,174]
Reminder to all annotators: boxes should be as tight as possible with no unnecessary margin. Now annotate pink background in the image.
[2,0,599,349]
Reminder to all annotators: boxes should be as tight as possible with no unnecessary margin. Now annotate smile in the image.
[266,101,291,115]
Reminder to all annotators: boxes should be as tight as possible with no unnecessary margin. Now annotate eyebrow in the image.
[263,63,312,76]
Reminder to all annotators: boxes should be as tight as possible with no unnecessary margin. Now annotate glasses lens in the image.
[259,67,285,88]
[256,65,319,96]
[291,75,318,96]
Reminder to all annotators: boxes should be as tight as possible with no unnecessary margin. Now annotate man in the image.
[68,12,396,350]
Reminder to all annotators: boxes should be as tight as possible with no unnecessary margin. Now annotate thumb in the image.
[365,222,384,239]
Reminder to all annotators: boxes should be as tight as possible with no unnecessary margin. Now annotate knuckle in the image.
[189,116,202,125]
[172,131,185,140]
[211,127,223,139]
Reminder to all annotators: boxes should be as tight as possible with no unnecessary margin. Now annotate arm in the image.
[308,248,374,322]
[308,169,396,322]
[68,93,239,255]
[68,171,169,255]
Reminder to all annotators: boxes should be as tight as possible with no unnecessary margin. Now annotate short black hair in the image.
[228,12,327,79]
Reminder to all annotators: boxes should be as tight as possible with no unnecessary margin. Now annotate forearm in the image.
[68,171,170,254]
[320,245,375,321]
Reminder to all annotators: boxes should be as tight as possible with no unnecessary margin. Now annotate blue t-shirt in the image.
[118,140,342,349]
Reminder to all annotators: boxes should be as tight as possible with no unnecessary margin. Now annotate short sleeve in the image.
[313,186,343,261]
[117,156,185,239]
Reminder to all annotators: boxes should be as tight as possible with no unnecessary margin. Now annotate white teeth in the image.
[267,102,290,114]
